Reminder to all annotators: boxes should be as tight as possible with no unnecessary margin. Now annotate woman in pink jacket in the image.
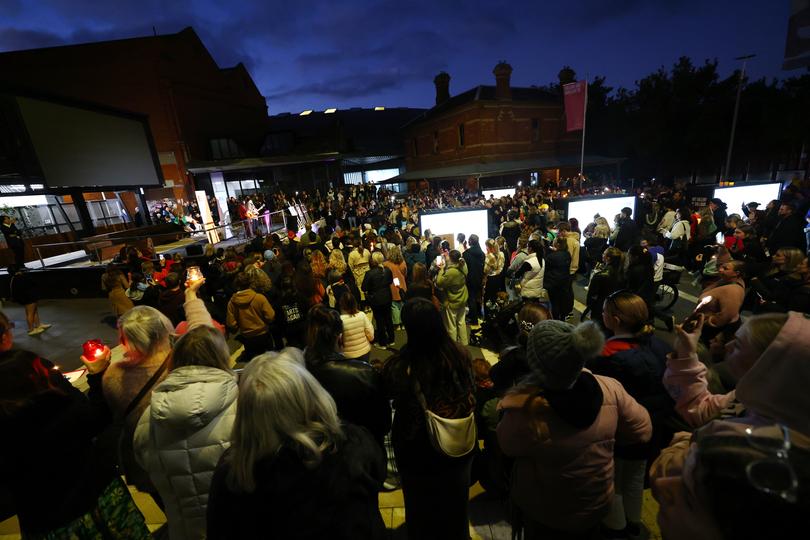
[497,320,652,539]
[652,311,810,540]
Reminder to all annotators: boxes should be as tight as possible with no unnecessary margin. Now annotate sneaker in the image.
[28,327,45,336]
[38,324,52,331]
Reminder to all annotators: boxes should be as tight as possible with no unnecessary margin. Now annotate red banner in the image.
[563,80,587,132]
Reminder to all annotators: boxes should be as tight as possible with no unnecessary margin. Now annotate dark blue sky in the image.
[0,0,794,114]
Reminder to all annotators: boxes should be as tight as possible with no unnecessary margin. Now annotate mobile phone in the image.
[159,254,165,261]
[682,295,713,332]
[393,277,400,287]
[435,255,443,265]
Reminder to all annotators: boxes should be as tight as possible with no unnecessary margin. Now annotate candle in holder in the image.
[186,266,203,282]
[82,339,105,361]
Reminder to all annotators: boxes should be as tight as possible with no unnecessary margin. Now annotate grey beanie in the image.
[525,320,605,391]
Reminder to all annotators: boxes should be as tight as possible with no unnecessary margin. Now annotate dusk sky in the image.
[0,0,795,114]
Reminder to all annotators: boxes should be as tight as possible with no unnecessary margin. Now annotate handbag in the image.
[414,379,476,458]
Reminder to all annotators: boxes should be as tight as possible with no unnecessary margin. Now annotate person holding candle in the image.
[0,338,152,538]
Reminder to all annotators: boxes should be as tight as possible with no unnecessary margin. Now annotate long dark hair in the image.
[304,304,343,368]
[399,298,472,398]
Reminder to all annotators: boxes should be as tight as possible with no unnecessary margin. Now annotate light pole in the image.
[724,54,756,181]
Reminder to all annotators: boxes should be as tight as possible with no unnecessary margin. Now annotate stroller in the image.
[470,293,522,351]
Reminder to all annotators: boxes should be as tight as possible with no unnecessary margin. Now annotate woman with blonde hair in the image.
[589,291,675,538]
[309,250,328,286]
[103,278,212,502]
[483,238,506,314]
[206,353,386,539]
[348,234,371,301]
[383,244,408,325]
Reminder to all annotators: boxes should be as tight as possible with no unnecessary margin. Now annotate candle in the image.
[82,339,105,361]
[186,266,203,282]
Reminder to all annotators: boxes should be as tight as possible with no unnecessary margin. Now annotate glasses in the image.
[744,424,799,503]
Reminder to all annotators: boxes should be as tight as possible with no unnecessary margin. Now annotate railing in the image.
[28,210,288,269]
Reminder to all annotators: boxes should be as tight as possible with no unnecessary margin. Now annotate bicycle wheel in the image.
[656,283,679,310]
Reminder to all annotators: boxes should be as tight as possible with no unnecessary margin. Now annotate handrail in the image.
[29,209,289,269]
[30,209,287,249]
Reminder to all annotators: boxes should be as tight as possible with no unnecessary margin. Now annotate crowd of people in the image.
[2,180,810,540]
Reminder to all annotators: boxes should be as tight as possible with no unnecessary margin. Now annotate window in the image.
[210,138,244,160]
[433,131,439,154]
[532,118,540,142]
[458,124,465,147]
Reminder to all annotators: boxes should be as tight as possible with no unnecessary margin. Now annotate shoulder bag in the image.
[413,378,476,458]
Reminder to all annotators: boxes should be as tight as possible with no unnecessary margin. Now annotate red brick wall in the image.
[405,99,580,172]
[0,29,267,192]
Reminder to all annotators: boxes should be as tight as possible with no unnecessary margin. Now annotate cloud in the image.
[0,28,66,51]
[267,69,409,100]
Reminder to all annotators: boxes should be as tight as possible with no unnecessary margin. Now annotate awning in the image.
[376,154,624,184]
[186,153,341,174]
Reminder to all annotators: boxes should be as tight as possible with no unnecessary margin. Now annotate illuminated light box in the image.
[482,188,516,199]
[712,183,782,217]
[420,208,490,250]
[565,195,637,245]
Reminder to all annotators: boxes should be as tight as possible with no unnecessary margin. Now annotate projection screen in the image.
[565,195,637,245]
[16,96,162,188]
[712,183,782,217]
[482,188,516,199]
[420,208,489,251]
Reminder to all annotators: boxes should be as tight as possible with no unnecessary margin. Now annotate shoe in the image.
[38,324,52,331]
[28,327,45,336]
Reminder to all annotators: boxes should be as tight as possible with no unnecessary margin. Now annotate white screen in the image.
[420,209,489,250]
[482,188,515,199]
[16,96,162,188]
[713,183,782,217]
[566,195,636,245]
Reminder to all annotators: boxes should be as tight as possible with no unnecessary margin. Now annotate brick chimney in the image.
[493,62,513,100]
[433,72,450,105]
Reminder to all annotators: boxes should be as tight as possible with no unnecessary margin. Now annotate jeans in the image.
[603,458,647,530]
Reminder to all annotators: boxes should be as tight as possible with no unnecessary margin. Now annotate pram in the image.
[469,293,522,350]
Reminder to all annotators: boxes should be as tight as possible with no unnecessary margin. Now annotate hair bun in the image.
[570,321,605,359]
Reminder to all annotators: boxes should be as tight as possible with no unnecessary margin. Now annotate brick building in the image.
[393,62,621,190]
[0,27,268,200]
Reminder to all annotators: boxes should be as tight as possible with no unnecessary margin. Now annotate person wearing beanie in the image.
[496,320,652,538]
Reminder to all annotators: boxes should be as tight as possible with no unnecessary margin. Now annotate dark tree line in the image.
[548,58,810,183]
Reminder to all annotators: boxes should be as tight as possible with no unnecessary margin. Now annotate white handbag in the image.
[414,380,476,458]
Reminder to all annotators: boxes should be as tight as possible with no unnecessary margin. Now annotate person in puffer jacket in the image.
[134,299,237,540]
[497,320,652,538]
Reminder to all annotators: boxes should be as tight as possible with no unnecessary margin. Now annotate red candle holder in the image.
[82,339,105,361]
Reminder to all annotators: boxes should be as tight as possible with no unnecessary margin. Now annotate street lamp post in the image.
[724,54,756,182]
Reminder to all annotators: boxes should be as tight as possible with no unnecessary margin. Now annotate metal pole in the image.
[579,78,588,180]
[724,54,755,181]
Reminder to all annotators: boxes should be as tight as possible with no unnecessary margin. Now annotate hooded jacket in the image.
[436,262,469,309]
[226,289,275,337]
[497,371,651,532]
[134,366,237,540]
[663,311,810,432]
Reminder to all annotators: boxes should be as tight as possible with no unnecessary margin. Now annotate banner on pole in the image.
[783,0,810,70]
[563,81,587,132]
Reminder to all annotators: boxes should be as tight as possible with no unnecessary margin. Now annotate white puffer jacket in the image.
[134,366,237,540]
[520,253,546,299]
